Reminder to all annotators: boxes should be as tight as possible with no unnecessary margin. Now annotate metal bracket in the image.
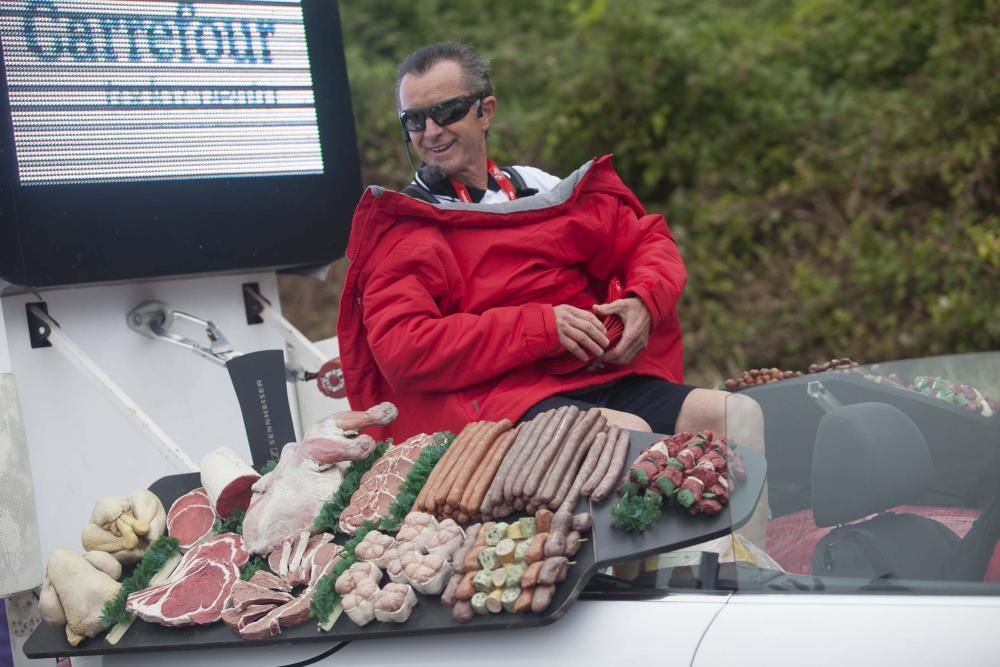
[26,301,53,349]
[243,282,264,325]
[127,300,238,367]
[127,300,313,383]
[807,380,843,413]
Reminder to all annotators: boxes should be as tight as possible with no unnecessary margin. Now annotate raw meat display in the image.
[222,532,343,639]
[166,488,216,552]
[242,402,399,554]
[125,533,249,627]
[200,448,261,517]
[339,432,436,535]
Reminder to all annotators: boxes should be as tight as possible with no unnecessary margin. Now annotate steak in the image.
[125,533,248,627]
[339,433,436,534]
[166,487,216,552]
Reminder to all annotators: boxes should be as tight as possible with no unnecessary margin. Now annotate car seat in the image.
[810,402,959,581]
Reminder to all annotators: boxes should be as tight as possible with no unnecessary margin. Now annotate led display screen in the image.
[0,0,360,287]
[0,0,324,185]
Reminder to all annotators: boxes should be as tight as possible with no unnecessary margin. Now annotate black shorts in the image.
[519,375,696,434]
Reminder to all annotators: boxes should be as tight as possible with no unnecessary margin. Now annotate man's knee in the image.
[675,388,728,436]
[599,408,652,432]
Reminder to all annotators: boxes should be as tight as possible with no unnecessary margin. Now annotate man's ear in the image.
[480,96,497,130]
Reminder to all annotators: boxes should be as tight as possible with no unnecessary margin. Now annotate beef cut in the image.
[166,488,216,552]
[125,533,248,627]
[340,433,436,535]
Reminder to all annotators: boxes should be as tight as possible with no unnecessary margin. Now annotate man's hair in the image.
[396,42,493,108]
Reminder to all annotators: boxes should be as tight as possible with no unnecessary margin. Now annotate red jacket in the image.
[338,155,686,441]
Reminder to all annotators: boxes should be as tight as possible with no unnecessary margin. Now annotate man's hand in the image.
[553,304,609,362]
[594,297,651,365]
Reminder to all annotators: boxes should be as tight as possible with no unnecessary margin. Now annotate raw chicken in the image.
[242,402,398,554]
[38,550,122,646]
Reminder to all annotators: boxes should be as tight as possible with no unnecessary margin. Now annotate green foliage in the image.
[611,489,664,532]
[313,441,390,534]
[100,536,179,627]
[338,0,999,380]
[214,507,246,535]
[240,556,268,581]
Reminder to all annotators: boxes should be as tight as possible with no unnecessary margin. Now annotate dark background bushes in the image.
[279,0,998,386]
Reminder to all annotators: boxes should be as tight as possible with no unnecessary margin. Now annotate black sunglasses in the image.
[399,93,483,133]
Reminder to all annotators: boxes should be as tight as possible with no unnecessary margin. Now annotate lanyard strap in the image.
[450,159,518,203]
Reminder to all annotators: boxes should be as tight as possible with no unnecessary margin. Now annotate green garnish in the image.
[610,489,663,533]
[100,536,180,626]
[313,441,391,533]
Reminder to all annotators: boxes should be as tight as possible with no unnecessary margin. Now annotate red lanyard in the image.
[449,159,518,203]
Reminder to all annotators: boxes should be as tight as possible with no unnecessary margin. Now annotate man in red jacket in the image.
[338,41,763,451]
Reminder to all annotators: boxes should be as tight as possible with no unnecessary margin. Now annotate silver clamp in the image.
[127,300,313,383]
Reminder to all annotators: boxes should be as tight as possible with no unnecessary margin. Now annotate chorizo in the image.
[415,420,480,511]
[425,420,487,511]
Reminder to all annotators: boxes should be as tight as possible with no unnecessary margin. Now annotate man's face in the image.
[398,60,495,186]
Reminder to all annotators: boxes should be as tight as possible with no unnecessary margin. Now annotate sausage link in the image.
[581,425,620,496]
[522,406,579,500]
[419,420,486,512]
[591,428,632,503]
[505,409,558,503]
[538,408,602,506]
[433,420,490,510]
[555,416,607,512]
[446,419,512,511]
[483,415,538,513]
[466,426,520,517]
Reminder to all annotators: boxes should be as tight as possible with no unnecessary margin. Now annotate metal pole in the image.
[27,304,199,473]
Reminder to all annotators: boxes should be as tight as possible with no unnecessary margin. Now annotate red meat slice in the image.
[167,488,216,552]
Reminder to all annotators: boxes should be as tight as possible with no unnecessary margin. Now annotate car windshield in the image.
[583,352,1000,598]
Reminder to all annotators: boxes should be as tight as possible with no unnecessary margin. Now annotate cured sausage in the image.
[581,425,620,496]
[591,428,631,503]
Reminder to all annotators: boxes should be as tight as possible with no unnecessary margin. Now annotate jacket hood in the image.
[345,155,641,272]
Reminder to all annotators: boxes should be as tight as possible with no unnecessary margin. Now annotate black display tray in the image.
[25,432,765,658]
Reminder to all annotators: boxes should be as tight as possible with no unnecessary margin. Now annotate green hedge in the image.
[338,0,999,385]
